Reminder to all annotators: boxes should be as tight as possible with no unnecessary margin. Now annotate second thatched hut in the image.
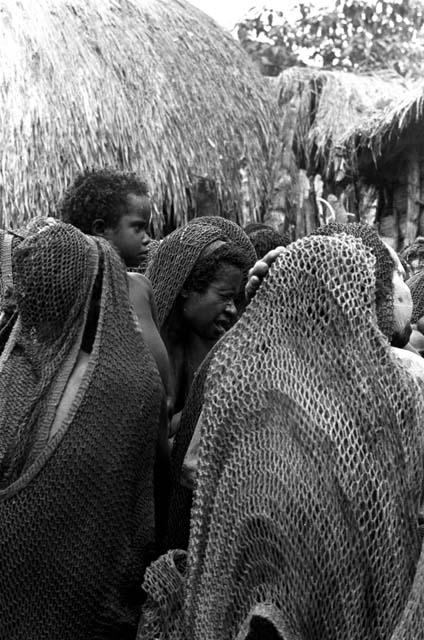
[342,83,424,249]
[267,66,411,243]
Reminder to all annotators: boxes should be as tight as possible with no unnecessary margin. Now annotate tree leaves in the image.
[237,0,424,78]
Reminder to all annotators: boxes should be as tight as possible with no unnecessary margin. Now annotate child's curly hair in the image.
[58,168,149,234]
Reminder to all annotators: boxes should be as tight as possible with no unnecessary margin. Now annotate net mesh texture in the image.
[407,269,424,324]
[0,223,163,640]
[140,233,424,640]
[310,223,395,341]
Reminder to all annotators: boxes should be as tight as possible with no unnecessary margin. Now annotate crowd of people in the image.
[1,167,424,639]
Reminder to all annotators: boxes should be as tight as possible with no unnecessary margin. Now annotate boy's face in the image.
[105,193,151,267]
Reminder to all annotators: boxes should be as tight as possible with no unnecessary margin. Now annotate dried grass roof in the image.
[0,0,275,230]
[271,67,409,178]
[342,81,424,167]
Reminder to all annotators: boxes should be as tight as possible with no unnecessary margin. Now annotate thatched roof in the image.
[0,0,275,231]
[341,82,424,171]
[271,67,409,179]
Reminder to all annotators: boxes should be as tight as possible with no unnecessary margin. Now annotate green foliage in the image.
[237,1,424,77]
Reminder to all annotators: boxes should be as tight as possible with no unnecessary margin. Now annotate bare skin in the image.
[127,271,171,400]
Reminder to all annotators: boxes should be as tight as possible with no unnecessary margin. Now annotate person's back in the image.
[0,223,163,639]
[139,234,424,640]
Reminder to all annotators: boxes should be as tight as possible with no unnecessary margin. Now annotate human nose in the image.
[224,299,237,318]
[141,231,150,246]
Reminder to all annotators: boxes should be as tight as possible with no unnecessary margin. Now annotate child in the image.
[59,168,170,397]
[60,168,171,549]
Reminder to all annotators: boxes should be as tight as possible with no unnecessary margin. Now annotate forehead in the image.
[212,263,243,288]
[123,193,151,220]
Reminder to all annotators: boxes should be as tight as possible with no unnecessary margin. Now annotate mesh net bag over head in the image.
[0,222,163,639]
[310,222,396,342]
[146,220,255,328]
[188,216,256,268]
[407,269,424,323]
[146,223,230,328]
[188,216,256,310]
[1,220,60,351]
[0,230,18,318]
[142,233,424,640]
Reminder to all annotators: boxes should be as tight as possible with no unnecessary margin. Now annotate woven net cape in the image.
[0,223,162,639]
[407,269,424,323]
[0,229,29,353]
[1,220,60,353]
[146,220,256,328]
[139,234,424,640]
[310,223,395,341]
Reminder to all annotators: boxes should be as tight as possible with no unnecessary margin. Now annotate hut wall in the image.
[376,165,409,250]
[418,155,424,236]
[405,149,421,246]
[372,138,424,249]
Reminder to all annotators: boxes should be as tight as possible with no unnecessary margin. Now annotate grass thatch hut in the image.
[268,67,409,241]
[0,0,275,234]
[342,83,424,249]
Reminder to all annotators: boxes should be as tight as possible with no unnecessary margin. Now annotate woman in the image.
[146,221,254,432]
[0,223,164,639]
[140,233,424,640]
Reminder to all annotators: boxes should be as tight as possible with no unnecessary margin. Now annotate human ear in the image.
[91,219,106,237]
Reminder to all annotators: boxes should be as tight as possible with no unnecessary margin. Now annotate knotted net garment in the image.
[0,223,162,639]
[142,234,424,640]
[407,269,424,323]
[311,222,395,342]
[188,216,256,269]
[1,221,60,351]
[0,229,24,317]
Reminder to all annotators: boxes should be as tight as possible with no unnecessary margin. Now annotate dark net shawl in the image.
[140,234,424,640]
[310,222,395,341]
[188,216,256,270]
[0,231,20,348]
[407,269,424,323]
[0,223,162,639]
